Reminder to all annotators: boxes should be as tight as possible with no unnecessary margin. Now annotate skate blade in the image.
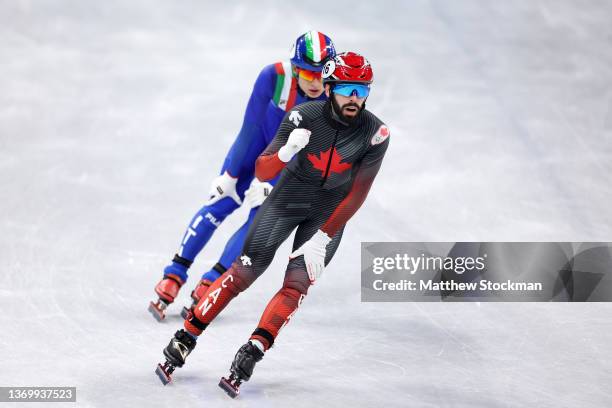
[180,306,190,320]
[156,363,172,385]
[219,377,239,398]
[148,301,166,322]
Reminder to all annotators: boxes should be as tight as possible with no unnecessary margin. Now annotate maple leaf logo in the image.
[307,148,352,176]
[371,125,390,145]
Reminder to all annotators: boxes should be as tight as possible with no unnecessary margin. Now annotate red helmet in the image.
[322,51,373,84]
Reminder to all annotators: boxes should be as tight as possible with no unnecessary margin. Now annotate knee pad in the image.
[228,267,254,293]
[283,268,311,296]
[226,255,262,290]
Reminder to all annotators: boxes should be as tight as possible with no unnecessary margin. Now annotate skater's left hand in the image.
[289,229,331,284]
[207,171,242,205]
[244,178,273,208]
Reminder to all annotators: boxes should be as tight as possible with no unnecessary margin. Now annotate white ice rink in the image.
[1,1,612,407]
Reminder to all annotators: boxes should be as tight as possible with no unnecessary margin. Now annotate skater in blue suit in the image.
[149,31,336,321]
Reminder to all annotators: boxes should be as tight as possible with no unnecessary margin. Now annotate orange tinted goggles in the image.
[297,68,322,82]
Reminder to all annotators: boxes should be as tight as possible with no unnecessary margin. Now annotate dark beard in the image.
[331,95,364,125]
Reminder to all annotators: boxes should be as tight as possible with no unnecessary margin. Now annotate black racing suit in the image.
[186,99,390,349]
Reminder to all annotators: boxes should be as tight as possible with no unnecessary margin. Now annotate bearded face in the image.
[330,92,365,123]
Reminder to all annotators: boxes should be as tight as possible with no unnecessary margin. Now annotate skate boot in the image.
[219,341,264,398]
[148,275,183,322]
[155,329,197,385]
[180,278,213,320]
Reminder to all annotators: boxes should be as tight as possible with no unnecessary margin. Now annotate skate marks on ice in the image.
[2,0,612,407]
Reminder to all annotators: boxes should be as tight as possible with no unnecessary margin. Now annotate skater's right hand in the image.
[207,171,242,206]
[289,229,332,284]
[278,128,311,162]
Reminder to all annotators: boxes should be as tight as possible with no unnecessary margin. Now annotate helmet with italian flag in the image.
[290,31,336,71]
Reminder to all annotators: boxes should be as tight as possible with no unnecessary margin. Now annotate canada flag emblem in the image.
[307,148,352,176]
[371,125,390,145]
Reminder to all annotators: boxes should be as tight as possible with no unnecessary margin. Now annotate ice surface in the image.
[1,1,611,407]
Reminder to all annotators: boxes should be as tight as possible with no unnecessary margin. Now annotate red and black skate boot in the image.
[148,274,184,322]
[219,341,265,398]
[180,278,213,319]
